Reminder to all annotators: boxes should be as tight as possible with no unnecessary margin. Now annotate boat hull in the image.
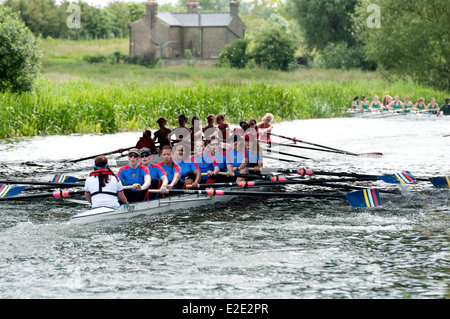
[69,187,240,224]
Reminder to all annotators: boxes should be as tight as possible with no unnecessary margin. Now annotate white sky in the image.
[56,0,179,8]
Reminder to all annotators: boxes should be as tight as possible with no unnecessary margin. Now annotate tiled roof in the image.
[157,12,233,27]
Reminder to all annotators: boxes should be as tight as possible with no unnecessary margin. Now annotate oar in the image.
[68,147,135,163]
[259,168,423,183]
[148,188,381,208]
[0,185,27,198]
[428,176,450,188]
[0,189,85,201]
[0,175,82,187]
[270,133,383,157]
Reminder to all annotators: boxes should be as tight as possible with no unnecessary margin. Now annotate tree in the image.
[353,0,450,90]
[218,38,250,68]
[252,27,296,71]
[288,0,358,51]
[0,6,42,92]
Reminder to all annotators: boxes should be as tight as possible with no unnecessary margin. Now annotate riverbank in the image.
[0,39,447,138]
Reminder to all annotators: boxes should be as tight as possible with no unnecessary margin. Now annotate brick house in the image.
[129,0,246,59]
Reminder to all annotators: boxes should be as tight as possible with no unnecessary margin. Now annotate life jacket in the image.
[89,168,117,197]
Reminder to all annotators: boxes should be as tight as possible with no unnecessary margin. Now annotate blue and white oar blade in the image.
[428,176,450,188]
[52,175,79,184]
[345,188,381,208]
[378,171,416,184]
[0,185,26,198]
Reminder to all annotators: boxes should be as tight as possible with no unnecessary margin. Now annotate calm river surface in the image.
[0,116,448,299]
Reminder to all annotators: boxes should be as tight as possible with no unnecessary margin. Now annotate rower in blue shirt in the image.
[191,140,220,184]
[173,142,201,188]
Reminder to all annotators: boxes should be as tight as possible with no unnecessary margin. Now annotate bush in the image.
[0,6,42,93]
[252,27,296,71]
[218,38,250,69]
[315,42,376,71]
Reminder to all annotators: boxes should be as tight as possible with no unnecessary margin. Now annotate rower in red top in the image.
[191,140,220,184]
[117,148,151,202]
[257,113,273,144]
[216,113,230,142]
[135,129,157,154]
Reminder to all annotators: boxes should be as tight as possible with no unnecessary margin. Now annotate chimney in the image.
[187,0,198,14]
[230,0,238,16]
[146,0,158,29]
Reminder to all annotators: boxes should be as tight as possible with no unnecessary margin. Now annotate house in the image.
[129,0,246,60]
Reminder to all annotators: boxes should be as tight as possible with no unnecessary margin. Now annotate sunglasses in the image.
[140,154,150,158]
[128,154,140,158]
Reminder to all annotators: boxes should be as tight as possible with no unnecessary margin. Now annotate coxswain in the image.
[117,148,151,202]
[84,156,128,208]
[153,117,172,150]
[173,142,201,188]
[191,140,220,184]
[139,147,168,198]
[157,145,182,189]
[135,129,157,154]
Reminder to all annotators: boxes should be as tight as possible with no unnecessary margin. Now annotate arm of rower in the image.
[85,192,92,203]
[168,173,180,189]
[160,175,169,188]
[118,190,128,204]
[142,174,151,190]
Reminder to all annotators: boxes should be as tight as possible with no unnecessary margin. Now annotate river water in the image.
[0,116,448,300]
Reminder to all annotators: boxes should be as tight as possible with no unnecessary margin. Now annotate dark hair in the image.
[143,129,152,138]
[94,156,118,187]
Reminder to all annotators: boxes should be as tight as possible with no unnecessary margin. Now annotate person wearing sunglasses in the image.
[117,148,151,202]
[139,147,169,198]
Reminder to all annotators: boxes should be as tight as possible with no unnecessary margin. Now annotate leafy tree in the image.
[218,38,250,68]
[0,5,42,92]
[288,0,358,51]
[353,0,449,90]
[252,27,296,71]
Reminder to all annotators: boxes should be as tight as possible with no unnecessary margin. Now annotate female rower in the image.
[153,117,172,150]
[389,95,403,112]
[191,140,220,184]
[248,118,259,140]
[427,97,439,114]
[136,129,158,154]
[208,139,232,182]
[190,116,202,148]
[216,113,230,142]
[202,114,217,142]
[157,145,181,189]
[381,95,393,112]
[361,96,369,110]
[234,121,249,137]
[226,136,248,183]
[245,136,263,172]
[117,148,151,202]
[258,113,273,144]
[139,147,168,196]
[403,96,413,112]
[414,98,426,112]
[85,156,128,209]
[351,96,360,109]
[173,143,201,188]
[369,95,381,112]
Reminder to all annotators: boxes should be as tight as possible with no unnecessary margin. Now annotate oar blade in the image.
[52,175,79,184]
[0,185,26,198]
[345,189,381,208]
[428,176,450,188]
[377,171,416,184]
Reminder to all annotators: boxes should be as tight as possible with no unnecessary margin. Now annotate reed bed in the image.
[0,73,446,138]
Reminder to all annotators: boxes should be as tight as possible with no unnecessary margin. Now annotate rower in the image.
[157,145,181,189]
[173,142,201,189]
[153,117,172,151]
[117,148,151,202]
[139,147,168,198]
[244,136,263,172]
[208,138,232,182]
[216,113,230,142]
[191,140,220,184]
[135,129,157,154]
[84,156,128,209]
[225,135,248,183]
[257,113,273,144]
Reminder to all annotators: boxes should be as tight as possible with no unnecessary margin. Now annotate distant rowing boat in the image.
[342,109,448,120]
